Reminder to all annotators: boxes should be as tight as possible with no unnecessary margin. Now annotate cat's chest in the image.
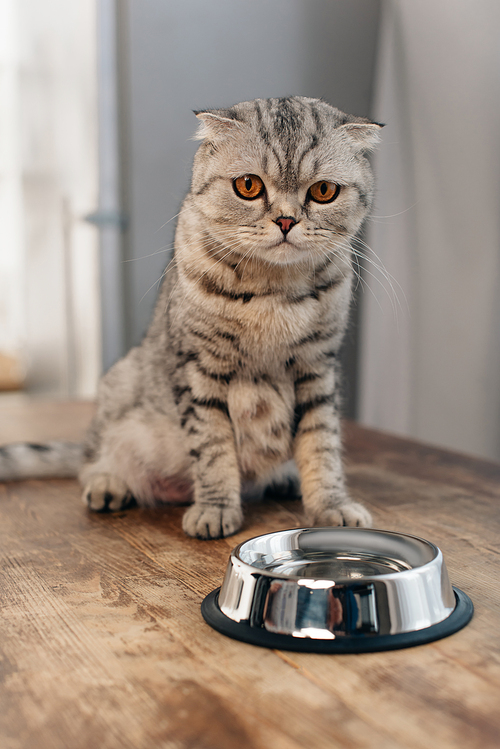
[229,295,328,361]
[227,376,295,476]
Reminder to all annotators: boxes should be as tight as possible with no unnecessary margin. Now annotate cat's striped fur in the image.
[1,97,381,539]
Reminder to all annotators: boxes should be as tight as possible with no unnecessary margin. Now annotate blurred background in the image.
[0,0,499,462]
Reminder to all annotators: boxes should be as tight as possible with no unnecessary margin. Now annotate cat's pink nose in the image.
[275,216,297,236]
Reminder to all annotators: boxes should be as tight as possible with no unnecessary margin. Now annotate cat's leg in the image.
[180,400,243,539]
[81,426,135,512]
[82,471,136,512]
[80,409,192,511]
[79,416,134,512]
[293,367,372,528]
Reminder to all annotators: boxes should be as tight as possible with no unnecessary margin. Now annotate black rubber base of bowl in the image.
[201,587,473,653]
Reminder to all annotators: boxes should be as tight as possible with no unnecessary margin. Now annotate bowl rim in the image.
[230,526,442,584]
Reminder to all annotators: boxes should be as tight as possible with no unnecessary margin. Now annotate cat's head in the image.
[188,96,382,269]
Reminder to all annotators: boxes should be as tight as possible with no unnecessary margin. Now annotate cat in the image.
[0,96,381,539]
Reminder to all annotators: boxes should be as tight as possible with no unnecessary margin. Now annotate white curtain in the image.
[0,0,100,398]
[359,0,500,461]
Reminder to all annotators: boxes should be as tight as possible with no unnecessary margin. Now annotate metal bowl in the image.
[201,528,473,653]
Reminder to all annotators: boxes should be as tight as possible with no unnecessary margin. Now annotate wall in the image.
[359,0,500,460]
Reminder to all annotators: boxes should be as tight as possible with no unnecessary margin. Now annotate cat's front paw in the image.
[182,503,243,539]
[307,500,372,528]
[83,473,136,513]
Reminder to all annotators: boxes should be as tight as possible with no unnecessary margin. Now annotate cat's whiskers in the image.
[319,226,405,319]
[350,245,364,294]
[232,238,261,279]
[163,233,243,315]
[367,200,421,223]
[133,229,214,305]
[319,237,394,318]
[319,246,349,282]
[155,232,238,314]
[350,248,401,320]
[332,240,391,316]
[163,275,183,316]
[203,237,249,261]
[124,244,175,262]
[156,209,183,232]
[203,235,256,267]
[170,236,254,323]
[321,226,400,298]
[348,246,405,323]
[350,235,408,312]
[321,245,381,311]
[139,228,226,305]
[125,226,210,263]
[139,258,176,304]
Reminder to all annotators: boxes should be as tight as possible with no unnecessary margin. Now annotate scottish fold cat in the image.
[0,96,381,539]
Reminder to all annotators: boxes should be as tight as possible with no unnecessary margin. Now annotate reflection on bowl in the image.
[202,528,473,653]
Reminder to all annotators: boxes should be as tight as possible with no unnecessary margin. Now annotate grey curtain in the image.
[359,0,500,461]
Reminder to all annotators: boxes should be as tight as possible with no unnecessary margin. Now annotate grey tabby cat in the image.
[1,96,381,539]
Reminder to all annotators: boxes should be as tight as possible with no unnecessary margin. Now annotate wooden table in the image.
[1,399,499,749]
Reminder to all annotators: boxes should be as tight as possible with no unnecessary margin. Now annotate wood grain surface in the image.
[0,399,499,749]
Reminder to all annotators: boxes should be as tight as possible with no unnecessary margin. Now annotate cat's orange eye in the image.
[233,174,265,200]
[308,181,340,204]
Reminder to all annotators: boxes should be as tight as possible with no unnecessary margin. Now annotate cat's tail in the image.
[0,442,83,481]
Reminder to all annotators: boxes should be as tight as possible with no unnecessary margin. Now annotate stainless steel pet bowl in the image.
[201,528,473,653]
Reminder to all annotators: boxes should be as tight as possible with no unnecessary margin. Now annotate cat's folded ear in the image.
[193,111,244,141]
[337,121,384,153]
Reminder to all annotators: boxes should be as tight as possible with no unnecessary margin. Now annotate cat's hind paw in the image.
[182,503,243,540]
[83,474,137,513]
[307,500,372,529]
